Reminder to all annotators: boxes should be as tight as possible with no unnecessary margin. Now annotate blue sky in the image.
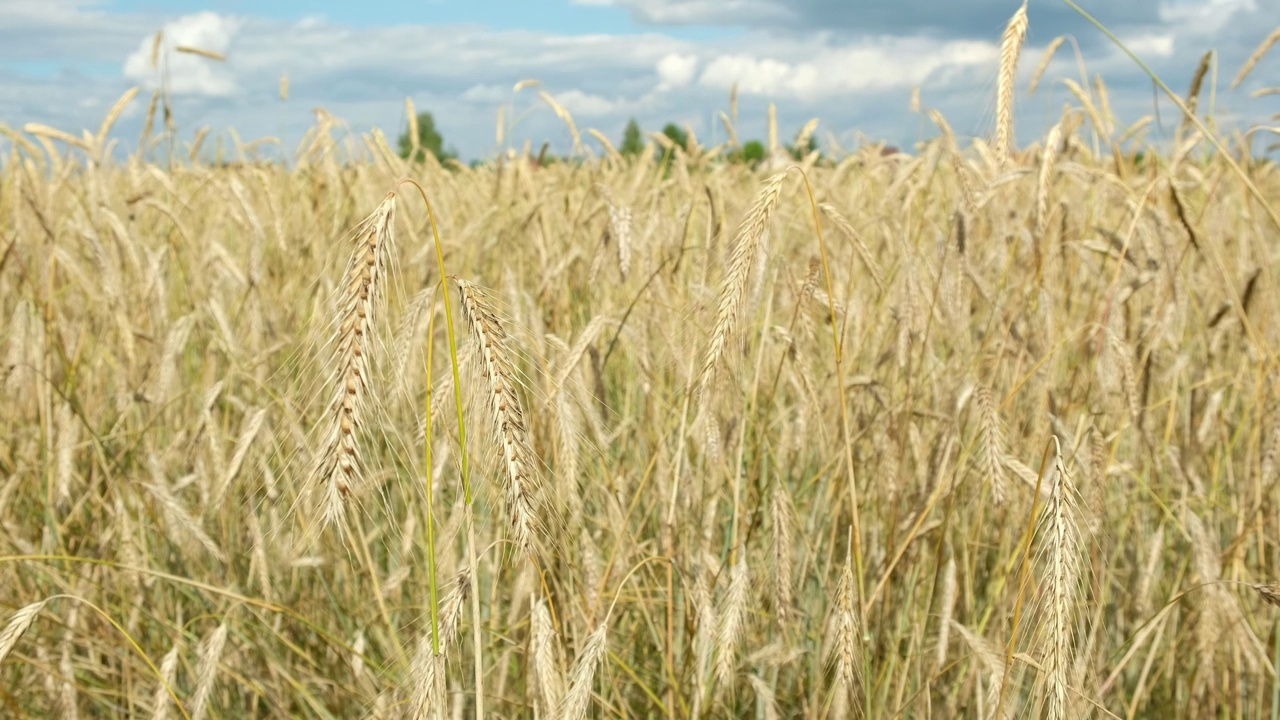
[1,0,1277,162]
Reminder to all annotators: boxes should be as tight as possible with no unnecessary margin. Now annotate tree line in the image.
[397,111,824,168]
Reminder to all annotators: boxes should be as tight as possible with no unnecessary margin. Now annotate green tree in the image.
[620,118,644,156]
[728,139,767,166]
[397,110,456,163]
[661,122,689,152]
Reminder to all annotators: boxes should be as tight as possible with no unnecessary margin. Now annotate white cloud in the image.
[123,12,241,96]
[656,53,697,89]
[554,89,617,117]
[1122,33,1176,58]
[463,84,509,103]
[699,39,999,100]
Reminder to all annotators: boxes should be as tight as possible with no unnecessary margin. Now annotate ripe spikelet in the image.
[600,189,633,280]
[1232,28,1280,88]
[935,553,957,673]
[1036,438,1082,720]
[1134,525,1164,618]
[0,599,46,665]
[1254,583,1280,607]
[453,276,548,552]
[311,192,397,532]
[832,553,863,705]
[975,385,1012,505]
[190,622,229,720]
[996,1,1030,165]
[716,551,750,692]
[150,643,180,720]
[55,401,78,509]
[819,202,885,292]
[558,623,608,720]
[1035,123,1062,238]
[771,481,796,626]
[409,570,468,720]
[951,621,1012,720]
[747,674,781,720]
[215,406,266,506]
[697,170,787,414]
[153,313,195,406]
[531,595,564,714]
[1029,36,1066,94]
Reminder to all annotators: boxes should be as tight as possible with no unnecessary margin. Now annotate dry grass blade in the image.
[310,192,397,532]
[454,276,549,551]
[996,1,1030,164]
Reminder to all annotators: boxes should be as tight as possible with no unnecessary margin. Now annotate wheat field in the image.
[3,16,1280,720]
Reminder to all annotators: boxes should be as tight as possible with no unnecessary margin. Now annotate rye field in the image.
[3,17,1280,720]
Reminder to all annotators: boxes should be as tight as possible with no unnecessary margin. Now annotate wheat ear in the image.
[410,569,467,720]
[190,622,229,720]
[312,192,397,531]
[453,277,547,551]
[1231,27,1280,88]
[150,643,181,720]
[715,551,750,692]
[1029,36,1066,94]
[531,595,564,713]
[697,171,787,417]
[0,599,46,665]
[996,1,1029,165]
[558,624,608,720]
[1038,437,1081,720]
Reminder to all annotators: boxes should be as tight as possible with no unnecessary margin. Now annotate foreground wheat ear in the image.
[452,275,550,552]
[310,191,397,532]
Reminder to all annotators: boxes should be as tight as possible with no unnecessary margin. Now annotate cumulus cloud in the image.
[554,89,618,117]
[656,53,697,89]
[122,12,241,96]
[698,39,998,100]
